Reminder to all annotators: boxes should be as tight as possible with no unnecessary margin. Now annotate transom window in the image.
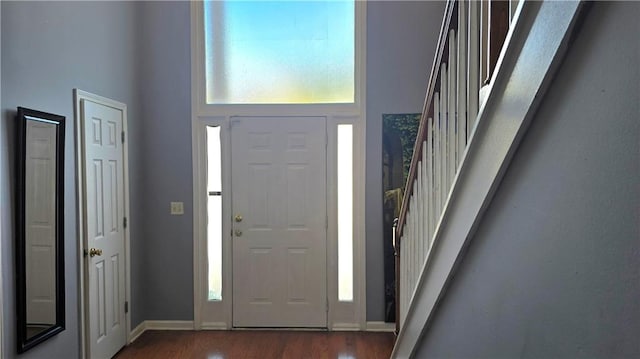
[204,0,355,104]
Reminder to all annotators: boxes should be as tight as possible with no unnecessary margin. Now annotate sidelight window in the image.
[206,126,223,301]
[337,124,353,301]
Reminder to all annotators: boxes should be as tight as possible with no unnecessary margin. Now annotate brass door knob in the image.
[234,230,242,237]
[89,248,103,257]
[234,214,243,222]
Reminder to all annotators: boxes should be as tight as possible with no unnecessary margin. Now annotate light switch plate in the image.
[170,202,184,215]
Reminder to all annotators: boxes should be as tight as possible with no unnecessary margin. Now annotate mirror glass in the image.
[16,107,65,353]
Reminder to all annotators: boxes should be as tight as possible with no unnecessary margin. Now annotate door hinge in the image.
[121,131,125,143]
[123,217,127,229]
[326,298,329,312]
[125,301,129,314]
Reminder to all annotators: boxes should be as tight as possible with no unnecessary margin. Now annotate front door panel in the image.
[231,117,327,328]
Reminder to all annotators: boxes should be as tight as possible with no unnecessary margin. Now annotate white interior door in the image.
[81,99,127,358]
[25,120,57,326]
[231,117,327,328]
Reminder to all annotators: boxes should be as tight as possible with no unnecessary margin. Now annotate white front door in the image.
[231,117,327,328]
[81,99,127,358]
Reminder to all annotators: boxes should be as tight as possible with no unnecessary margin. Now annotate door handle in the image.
[234,230,242,237]
[89,248,103,257]
[234,214,243,222]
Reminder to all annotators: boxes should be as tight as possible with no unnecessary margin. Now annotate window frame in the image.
[191,0,367,330]
[192,1,365,118]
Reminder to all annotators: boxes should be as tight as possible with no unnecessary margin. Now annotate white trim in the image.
[355,0,367,329]
[391,2,585,357]
[195,105,362,118]
[129,322,146,343]
[74,89,132,358]
[200,321,228,330]
[191,1,367,330]
[331,323,360,332]
[366,321,396,332]
[192,117,233,329]
[145,321,195,331]
[128,320,196,343]
[191,2,235,331]
[0,4,4,354]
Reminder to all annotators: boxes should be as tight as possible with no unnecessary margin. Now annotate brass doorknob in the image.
[89,248,103,257]
[234,230,242,237]
[234,214,243,222]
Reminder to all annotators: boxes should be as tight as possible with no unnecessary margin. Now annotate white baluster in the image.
[426,122,434,250]
[458,3,468,166]
[408,218,412,303]
[402,223,408,320]
[413,194,418,291]
[448,30,457,190]
[411,181,417,290]
[468,0,480,138]
[421,141,428,262]
[439,65,447,213]
[407,205,412,295]
[433,93,441,221]
[417,162,423,271]
[480,0,490,85]
[400,232,406,324]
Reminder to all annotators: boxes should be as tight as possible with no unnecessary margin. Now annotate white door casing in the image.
[231,117,327,328]
[78,94,128,359]
[25,120,58,325]
[191,1,368,330]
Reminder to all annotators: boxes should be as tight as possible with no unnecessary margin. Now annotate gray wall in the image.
[136,1,193,321]
[415,2,640,357]
[1,1,142,358]
[365,1,445,320]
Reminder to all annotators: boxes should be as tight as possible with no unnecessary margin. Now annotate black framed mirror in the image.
[15,107,65,353]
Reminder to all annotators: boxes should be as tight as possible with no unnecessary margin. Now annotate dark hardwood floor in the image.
[114,330,395,359]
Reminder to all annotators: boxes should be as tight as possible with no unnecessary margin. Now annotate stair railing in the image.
[395,0,515,330]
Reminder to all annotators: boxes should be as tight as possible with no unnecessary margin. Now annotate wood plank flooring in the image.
[114,330,395,359]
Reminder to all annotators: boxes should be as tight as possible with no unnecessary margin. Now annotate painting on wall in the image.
[382,113,421,323]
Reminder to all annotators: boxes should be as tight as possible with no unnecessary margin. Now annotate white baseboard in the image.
[145,320,195,331]
[365,321,396,332]
[331,323,361,331]
[128,320,195,343]
[201,321,228,330]
[129,320,391,340]
[129,321,146,343]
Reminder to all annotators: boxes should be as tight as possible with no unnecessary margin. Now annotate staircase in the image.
[391,1,587,357]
